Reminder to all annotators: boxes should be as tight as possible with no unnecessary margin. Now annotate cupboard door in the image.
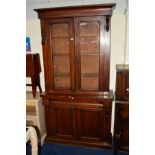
[47,18,75,90]
[77,108,103,142]
[45,103,76,140]
[76,102,111,144]
[75,16,108,91]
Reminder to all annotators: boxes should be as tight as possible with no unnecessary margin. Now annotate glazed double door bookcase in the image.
[50,17,103,90]
[37,9,115,92]
[35,4,115,149]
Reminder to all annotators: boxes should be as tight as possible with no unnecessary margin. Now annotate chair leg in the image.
[34,74,42,94]
[37,76,42,93]
[31,76,36,98]
[38,84,42,93]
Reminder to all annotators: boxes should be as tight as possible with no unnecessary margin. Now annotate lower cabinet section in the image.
[43,100,112,149]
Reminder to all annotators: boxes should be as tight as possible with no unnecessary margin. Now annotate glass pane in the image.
[51,22,71,89]
[53,56,70,89]
[80,22,99,36]
[53,56,70,74]
[51,23,69,37]
[79,20,100,90]
[52,38,69,54]
[54,77,70,88]
[81,55,99,74]
[81,76,99,90]
[80,36,99,53]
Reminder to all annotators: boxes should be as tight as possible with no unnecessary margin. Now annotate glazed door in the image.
[75,16,109,91]
[46,18,75,90]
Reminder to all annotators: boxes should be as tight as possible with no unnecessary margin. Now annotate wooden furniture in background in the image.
[113,64,129,155]
[26,53,42,97]
[35,4,116,149]
[26,92,46,144]
[115,64,129,101]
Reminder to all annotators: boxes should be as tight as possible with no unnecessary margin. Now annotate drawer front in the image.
[46,93,112,103]
[48,94,77,102]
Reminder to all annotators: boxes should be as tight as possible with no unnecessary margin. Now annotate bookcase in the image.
[35,4,115,149]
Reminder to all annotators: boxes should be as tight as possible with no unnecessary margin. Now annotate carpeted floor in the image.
[26,143,129,155]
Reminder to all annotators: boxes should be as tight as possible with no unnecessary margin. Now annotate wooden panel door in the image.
[76,107,103,142]
[75,16,110,91]
[76,102,112,145]
[44,102,76,140]
[45,18,75,90]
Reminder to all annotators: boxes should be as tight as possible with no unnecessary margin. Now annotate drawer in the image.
[47,94,108,103]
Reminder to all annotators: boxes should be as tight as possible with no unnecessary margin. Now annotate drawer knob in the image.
[69,96,74,100]
[54,65,57,71]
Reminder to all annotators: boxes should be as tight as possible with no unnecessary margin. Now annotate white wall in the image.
[26,0,129,133]
[110,13,128,91]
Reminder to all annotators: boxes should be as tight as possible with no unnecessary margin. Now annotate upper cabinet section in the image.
[35,4,115,92]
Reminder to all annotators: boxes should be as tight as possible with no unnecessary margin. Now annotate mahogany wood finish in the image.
[113,101,129,154]
[113,64,129,155]
[35,4,115,149]
[26,53,42,97]
[115,64,129,101]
